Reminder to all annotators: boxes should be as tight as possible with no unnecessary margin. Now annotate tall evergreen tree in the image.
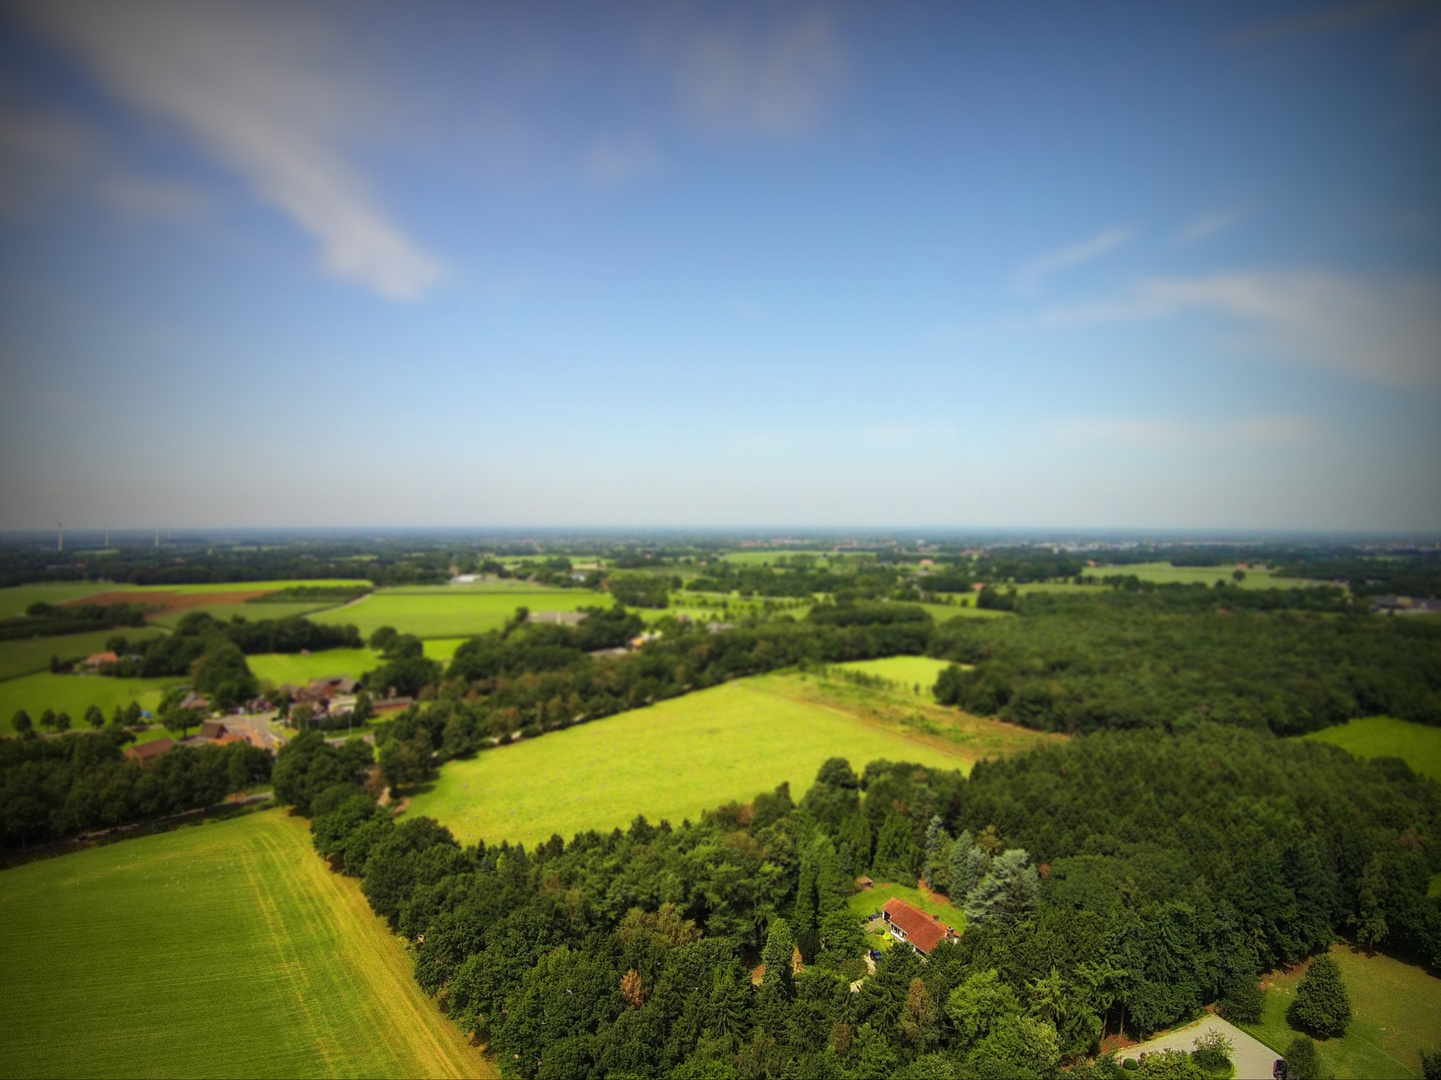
[1287,955,1352,1038]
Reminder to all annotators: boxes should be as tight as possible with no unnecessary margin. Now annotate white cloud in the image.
[1057,414,1318,448]
[1176,211,1237,243]
[1041,272,1441,387]
[18,0,444,300]
[670,11,846,136]
[1017,227,1132,291]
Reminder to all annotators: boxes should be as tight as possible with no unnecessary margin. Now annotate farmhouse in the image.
[881,898,958,956]
[84,651,118,671]
[124,737,175,761]
[310,675,362,695]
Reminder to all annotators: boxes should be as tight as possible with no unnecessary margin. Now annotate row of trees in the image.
[266,723,1441,1079]
[0,730,271,849]
[1,601,150,641]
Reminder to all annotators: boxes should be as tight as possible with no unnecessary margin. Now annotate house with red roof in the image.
[881,898,958,956]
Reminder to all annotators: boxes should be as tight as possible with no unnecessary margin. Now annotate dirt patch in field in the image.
[63,590,276,617]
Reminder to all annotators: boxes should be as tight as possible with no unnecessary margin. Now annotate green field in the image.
[0,627,167,682]
[148,600,340,628]
[423,638,469,662]
[1240,944,1440,1078]
[1,672,184,733]
[1018,561,1318,592]
[1301,717,1441,782]
[835,656,956,697]
[249,648,385,686]
[0,809,490,1079]
[0,582,124,616]
[404,676,976,849]
[311,588,610,639]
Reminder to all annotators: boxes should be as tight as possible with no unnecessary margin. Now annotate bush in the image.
[1122,1058,1139,1071]
[1286,955,1352,1038]
[1191,1029,1233,1072]
[1421,1047,1441,1080]
[1284,1035,1322,1080]
[1218,976,1265,1025]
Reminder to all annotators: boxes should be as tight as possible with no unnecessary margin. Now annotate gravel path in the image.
[1122,1014,1280,1080]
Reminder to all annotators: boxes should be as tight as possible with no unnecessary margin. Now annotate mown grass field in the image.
[0,672,183,733]
[311,588,609,638]
[0,809,491,1079]
[1239,944,1440,1079]
[835,656,955,697]
[1301,716,1441,782]
[404,675,986,849]
[0,627,167,682]
[249,648,385,686]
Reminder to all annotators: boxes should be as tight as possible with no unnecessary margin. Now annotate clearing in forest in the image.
[1300,716,1441,782]
[0,671,183,734]
[1240,943,1441,1079]
[403,672,1058,849]
[0,809,492,1080]
[834,655,956,697]
[310,587,608,638]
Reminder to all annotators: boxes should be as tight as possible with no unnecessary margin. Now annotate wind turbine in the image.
[56,521,65,552]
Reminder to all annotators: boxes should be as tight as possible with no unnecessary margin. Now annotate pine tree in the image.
[1286,954,1352,1038]
[761,918,795,994]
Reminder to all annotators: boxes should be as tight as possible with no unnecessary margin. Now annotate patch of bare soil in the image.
[63,590,275,617]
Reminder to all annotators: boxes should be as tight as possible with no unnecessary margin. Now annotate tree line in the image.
[0,601,150,642]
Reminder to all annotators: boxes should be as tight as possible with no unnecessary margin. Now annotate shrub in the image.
[1191,1029,1233,1072]
[1286,955,1352,1039]
[1420,1047,1441,1080]
[1122,1058,1139,1071]
[1284,1035,1322,1080]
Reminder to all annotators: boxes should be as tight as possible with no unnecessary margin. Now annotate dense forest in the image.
[272,724,1441,1079]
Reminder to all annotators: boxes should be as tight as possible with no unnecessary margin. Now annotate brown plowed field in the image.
[63,590,275,618]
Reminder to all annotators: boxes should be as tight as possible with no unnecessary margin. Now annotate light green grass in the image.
[148,600,337,628]
[165,579,369,594]
[846,881,958,921]
[423,638,469,662]
[0,672,184,733]
[0,582,124,616]
[1019,561,1319,592]
[404,677,973,849]
[835,656,955,698]
[0,627,166,682]
[1300,717,1441,782]
[1239,944,1439,1078]
[0,809,490,1079]
[311,588,610,638]
[926,602,1011,621]
[249,648,385,686]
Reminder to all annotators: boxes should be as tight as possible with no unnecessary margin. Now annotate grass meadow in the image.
[1018,561,1318,593]
[249,648,385,686]
[0,582,123,616]
[0,672,183,733]
[1239,943,1440,1079]
[1301,716,1441,782]
[0,627,167,682]
[310,588,609,638]
[148,600,337,628]
[403,676,982,849]
[0,809,490,1080]
[835,655,955,697]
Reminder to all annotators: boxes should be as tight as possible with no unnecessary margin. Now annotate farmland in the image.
[148,600,338,628]
[310,586,609,638]
[0,809,490,1080]
[0,626,166,681]
[248,647,385,686]
[403,671,1057,849]
[1018,561,1320,592]
[835,655,955,696]
[1239,944,1441,1079]
[0,671,183,734]
[1301,716,1441,782]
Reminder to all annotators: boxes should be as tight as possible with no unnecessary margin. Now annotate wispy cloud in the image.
[667,10,846,136]
[1041,272,1441,387]
[584,133,660,187]
[1176,212,1237,244]
[1017,227,1132,291]
[1057,413,1318,448]
[17,0,445,300]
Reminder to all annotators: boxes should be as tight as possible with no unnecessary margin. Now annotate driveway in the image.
[1122,1014,1280,1080]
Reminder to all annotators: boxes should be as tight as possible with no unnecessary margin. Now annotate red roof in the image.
[882,898,957,955]
[124,738,175,761]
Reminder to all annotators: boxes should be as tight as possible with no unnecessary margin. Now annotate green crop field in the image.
[403,676,977,850]
[311,588,610,639]
[0,672,184,733]
[1239,943,1440,1078]
[0,809,491,1079]
[249,648,385,686]
[0,627,167,682]
[148,600,340,628]
[835,656,956,697]
[0,582,123,616]
[1301,717,1441,782]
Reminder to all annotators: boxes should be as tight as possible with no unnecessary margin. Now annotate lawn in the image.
[249,648,385,686]
[1300,716,1441,782]
[1238,943,1440,1078]
[0,627,166,681]
[423,638,470,662]
[0,809,490,1079]
[403,676,979,850]
[311,588,611,639]
[835,656,956,698]
[0,671,184,733]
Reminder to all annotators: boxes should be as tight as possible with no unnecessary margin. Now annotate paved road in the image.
[1123,1015,1279,1080]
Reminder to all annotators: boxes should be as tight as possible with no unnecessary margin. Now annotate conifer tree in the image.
[1286,954,1352,1038]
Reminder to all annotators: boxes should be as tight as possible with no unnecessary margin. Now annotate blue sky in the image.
[1,0,1437,530]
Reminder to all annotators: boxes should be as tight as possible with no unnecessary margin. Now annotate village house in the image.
[881,898,958,957]
[84,651,118,671]
[124,738,175,761]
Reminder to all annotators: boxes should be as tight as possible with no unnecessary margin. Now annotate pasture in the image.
[1021,561,1317,592]
[310,588,610,639]
[0,581,122,616]
[403,676,981,849]
[835,655,955,697]
[148,600,338,628]
[1301,716,1441,782]
[0,627,166,682]
[1240,944,1440,1079]
[0,672,183,734]
[0,809,490,1079]
[249,648,384,686]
